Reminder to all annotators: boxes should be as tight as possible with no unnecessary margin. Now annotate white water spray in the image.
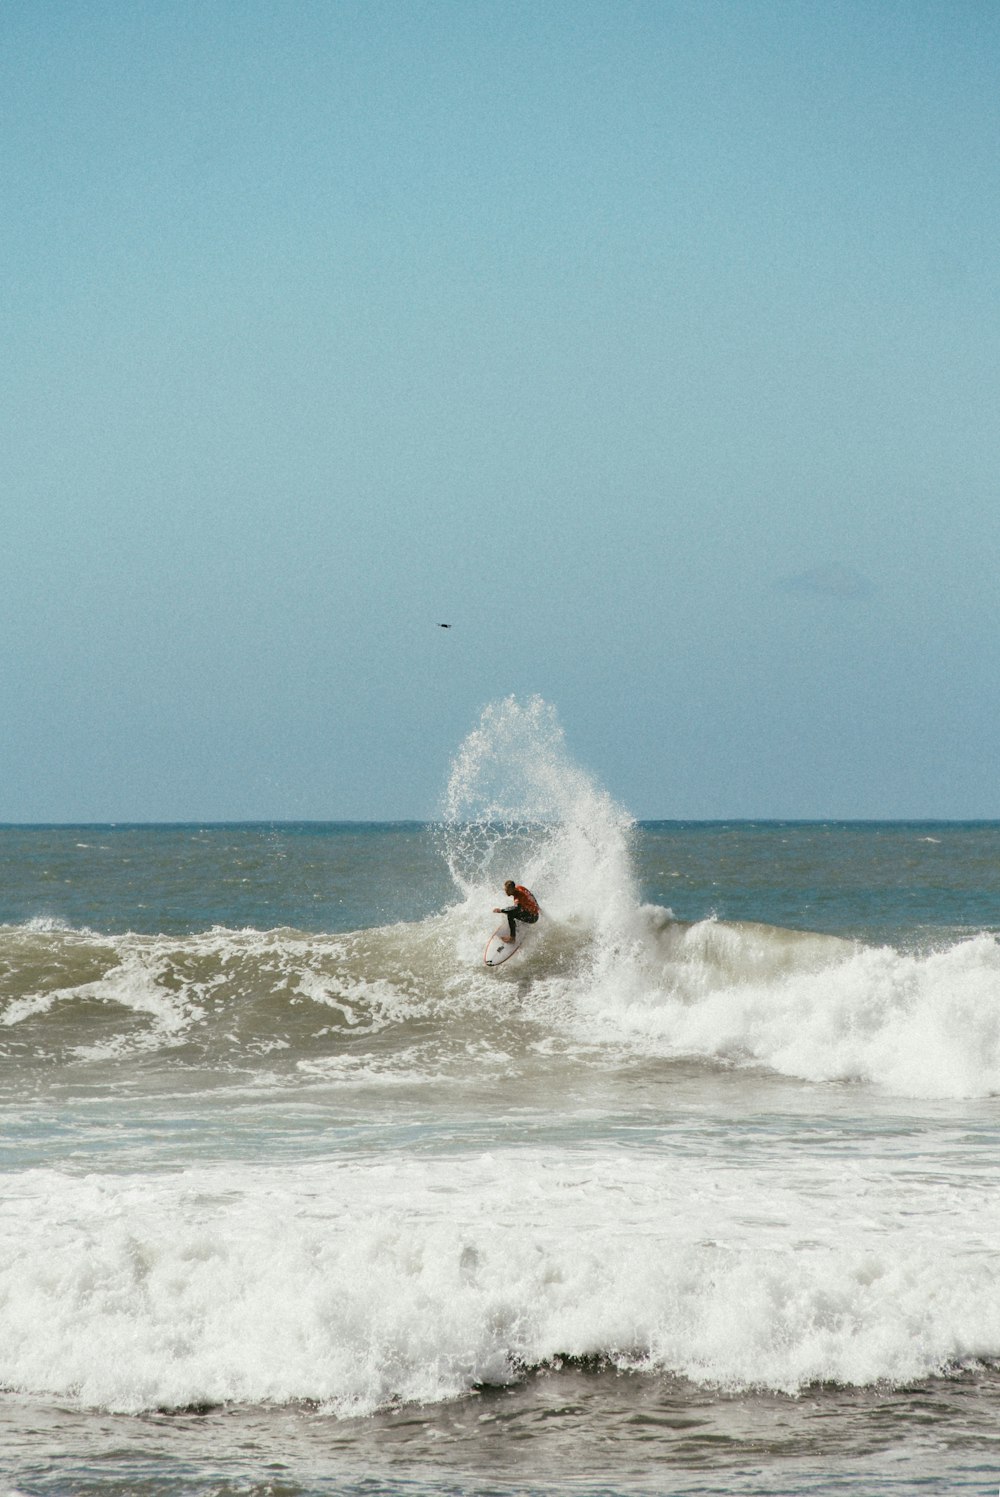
[439,696,637,928]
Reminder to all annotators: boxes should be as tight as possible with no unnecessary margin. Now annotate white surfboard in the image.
[483,923,529,967]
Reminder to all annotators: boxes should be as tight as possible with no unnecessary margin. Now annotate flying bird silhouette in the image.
[437,623,452,628]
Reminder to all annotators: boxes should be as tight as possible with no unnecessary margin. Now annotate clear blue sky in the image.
[3,0,998,821]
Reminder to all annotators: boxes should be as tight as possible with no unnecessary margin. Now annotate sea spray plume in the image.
[439,697,637,927]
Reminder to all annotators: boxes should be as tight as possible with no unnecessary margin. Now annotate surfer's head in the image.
[504,880,516,895]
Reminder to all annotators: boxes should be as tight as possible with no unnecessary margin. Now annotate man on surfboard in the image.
[493,880,540,943]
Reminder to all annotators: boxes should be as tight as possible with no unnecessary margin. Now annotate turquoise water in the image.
[2,704,999,1496]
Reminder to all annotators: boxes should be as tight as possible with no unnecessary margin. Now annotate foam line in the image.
[1,1150,997,1413]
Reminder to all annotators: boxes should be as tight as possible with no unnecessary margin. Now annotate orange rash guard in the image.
[513,885,539,917]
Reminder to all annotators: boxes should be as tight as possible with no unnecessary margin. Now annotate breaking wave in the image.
[2,1146,998,1413]
[2,697,998,1100]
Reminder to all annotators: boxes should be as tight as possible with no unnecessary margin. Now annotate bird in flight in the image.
[437,623,452,629]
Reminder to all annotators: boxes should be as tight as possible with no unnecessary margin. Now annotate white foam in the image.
[562,921,1000,1099]
[1,1146,997,1413]
[1,991,58,1027]
[67,950,202,1060]
[295,1052,458,1087]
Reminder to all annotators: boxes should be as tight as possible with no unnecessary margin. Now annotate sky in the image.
[3,0,999,821]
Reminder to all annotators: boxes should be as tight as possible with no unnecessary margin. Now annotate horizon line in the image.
[3,817,1000,830]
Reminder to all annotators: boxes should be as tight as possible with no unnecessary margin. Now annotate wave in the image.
[2,698,998,1100]
[1,1147,998,1414]
[560,909,1000,1099]
[2,909,998,1099]
[3,700,1000,1421]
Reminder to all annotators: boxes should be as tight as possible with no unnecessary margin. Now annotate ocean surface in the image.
[2,699,999,1497]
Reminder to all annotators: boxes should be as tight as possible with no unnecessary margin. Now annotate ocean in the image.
[2,698,999,1497]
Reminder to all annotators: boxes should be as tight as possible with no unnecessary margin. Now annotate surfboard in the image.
[484,924,528,967]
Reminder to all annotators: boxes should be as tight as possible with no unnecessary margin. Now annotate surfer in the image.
[493,880,540,943]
